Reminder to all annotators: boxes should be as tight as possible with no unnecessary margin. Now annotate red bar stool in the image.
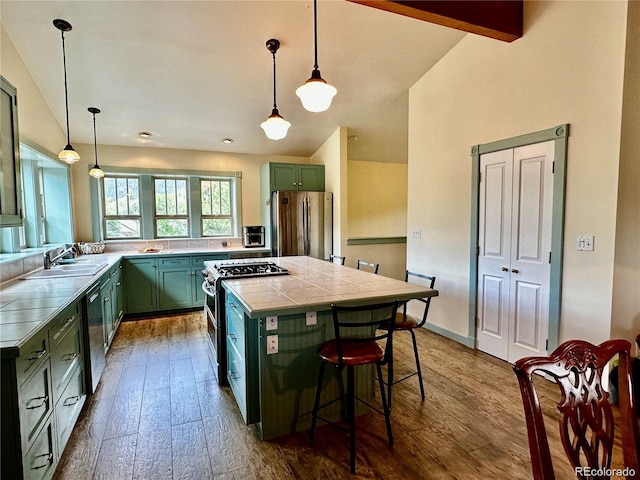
[309,300,399,474]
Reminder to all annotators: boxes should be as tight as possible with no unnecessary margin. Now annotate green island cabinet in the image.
[223,290,372,440]
[124,253,227,314]
[1,299,86,480]
[263,162,325,192]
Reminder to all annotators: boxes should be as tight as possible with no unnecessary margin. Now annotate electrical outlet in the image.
[267,335,278,354]
[577,235,595,251]
[306,311,317,326]
[266,316,278,331]
[412,229,422,239]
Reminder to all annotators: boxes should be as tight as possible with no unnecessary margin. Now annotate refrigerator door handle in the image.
[303,197,310,255]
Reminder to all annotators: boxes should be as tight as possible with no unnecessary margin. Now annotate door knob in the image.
[511,269,519,274]
[501,267,508,272]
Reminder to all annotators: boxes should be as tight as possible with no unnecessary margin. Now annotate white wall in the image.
[407,0,629,344]
[1,24,64,156]
[611,0,640,345]
[312,127,346,256]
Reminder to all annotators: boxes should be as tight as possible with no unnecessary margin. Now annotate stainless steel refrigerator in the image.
[271,191,332,259]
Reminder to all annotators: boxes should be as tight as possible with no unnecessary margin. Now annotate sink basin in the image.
[23,263,109,279]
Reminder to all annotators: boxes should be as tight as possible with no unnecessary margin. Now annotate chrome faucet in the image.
[43,246,73,269]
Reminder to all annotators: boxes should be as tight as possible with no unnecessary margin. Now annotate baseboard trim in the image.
[424,322,475,348]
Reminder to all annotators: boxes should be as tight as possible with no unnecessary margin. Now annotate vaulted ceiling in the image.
[1,1,519,163]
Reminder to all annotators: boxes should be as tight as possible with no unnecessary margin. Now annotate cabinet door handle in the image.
[511,269,519,274]
[31,453,53,470]
[229,333,237,341]
[228,302,237,310]
[501,267,509,272]
[104,297,110,302]
[28,349,47,361]
[63,395,80,406]
[26,395,49,410]
[116,282,121,286]
[62,352,78,361]
[229,371,241,380]
[63,315,75,326]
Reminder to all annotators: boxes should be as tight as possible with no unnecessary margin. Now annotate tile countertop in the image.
[0,247,270,357]
[217,256,439,319]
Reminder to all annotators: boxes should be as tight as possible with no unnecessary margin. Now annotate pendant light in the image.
[261,39,291,141]
[296,0,337,113]
[88,107,104,179]
[53,19,80,164]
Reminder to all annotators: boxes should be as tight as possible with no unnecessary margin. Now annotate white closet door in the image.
[506,141,554,363]
[476,149,513,360]
[476,141,554,362]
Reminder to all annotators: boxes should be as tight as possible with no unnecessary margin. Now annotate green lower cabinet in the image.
[124,258,158,313]
[158,266,192,309]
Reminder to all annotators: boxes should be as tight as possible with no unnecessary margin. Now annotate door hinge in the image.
[549,252,552,264]
[476,245,480,256]
[545,339,549,351]
[552,161,555,173]
[478,172,481,183]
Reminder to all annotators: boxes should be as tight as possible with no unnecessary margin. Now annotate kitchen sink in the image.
[23,263,109,279]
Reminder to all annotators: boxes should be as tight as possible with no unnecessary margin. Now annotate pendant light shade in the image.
[88,107,104,179]
[296,0,336,113]
[53,19,80,164]
[261,39,291,141]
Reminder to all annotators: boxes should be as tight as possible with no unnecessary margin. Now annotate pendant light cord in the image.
[272,50,278,110]
[92,112,98,163]
[313,0,319,70]
[61,30,71,145]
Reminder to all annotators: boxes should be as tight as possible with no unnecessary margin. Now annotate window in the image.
[92,168,242,241]
[200,178,232,236]
[103,176,141,239]
[154,177,189,237]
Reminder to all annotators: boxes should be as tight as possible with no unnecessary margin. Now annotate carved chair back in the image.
[513,339,640,480]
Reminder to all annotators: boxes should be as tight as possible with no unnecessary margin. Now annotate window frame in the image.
[153,176,190,238]
[102,174,142,240]
[90,166,243,241]
[200,177,234,237]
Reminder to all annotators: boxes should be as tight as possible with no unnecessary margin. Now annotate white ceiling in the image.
[1,1,465,163]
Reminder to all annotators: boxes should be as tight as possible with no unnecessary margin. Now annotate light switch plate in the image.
[267,335,278,354]
[306,311,317,326]
[266,316,278,330]
[412,229,421,239]
[577,235,594,251]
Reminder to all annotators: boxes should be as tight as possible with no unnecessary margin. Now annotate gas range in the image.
[209,260,289,279]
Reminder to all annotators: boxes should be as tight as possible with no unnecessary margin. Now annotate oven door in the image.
[201,280,228,386]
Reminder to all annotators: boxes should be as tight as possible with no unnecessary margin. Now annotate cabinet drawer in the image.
[20,359,52,448]
[227,344,246,412]
[16,330,49,388]
[23,416,55,480]
[49,301,80,348]
[55,364,85,451]
[191,254,227,265]
[51,319,82,402]
[158,256,190,268]
[226,303,245,345]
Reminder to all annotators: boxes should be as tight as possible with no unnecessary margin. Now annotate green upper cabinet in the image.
[0,76,23,227]
[267,163,324,192]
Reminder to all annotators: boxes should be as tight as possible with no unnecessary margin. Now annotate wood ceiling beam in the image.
[346,0,523,42]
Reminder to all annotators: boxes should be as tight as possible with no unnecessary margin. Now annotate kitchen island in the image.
[207,256,438,440]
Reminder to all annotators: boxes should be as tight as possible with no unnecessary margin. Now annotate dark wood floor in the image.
[53,311,622,479]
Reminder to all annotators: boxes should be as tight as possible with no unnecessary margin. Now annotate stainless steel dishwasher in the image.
[84,281,106,393]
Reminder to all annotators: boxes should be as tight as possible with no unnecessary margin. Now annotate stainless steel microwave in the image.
[243,226,265,248]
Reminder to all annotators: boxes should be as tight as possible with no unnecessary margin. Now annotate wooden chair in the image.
[309,300,399,473]
[356,259,379,274]
[379,271,436,408]
[513,339,640,480]
[328,254,346,265]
